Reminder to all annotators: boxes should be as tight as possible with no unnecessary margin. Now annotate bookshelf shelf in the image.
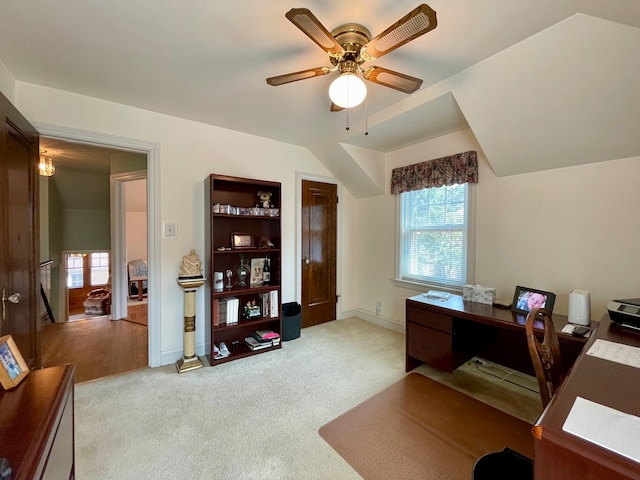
[205,174,282,366]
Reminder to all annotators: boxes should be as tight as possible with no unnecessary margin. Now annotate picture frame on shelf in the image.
[511,286,556,315]
[0,335,30,390]
[231,232,254,249]
[250,257,265,286]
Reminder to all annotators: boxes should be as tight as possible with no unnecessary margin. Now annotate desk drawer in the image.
[407,305,453,333]
[407,322,454,372]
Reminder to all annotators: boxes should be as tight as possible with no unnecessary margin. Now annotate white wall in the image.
[353,128,640,328]
[125,179,147,262]
[14,82,333,365]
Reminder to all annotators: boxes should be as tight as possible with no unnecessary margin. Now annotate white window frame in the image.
[393,183,476,293]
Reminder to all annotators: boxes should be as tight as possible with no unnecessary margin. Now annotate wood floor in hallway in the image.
[40,317,148,383]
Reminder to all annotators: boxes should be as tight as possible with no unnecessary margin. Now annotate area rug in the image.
[319,373,534,480]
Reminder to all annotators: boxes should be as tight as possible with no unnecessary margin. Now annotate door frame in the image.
[33,122,162,367]
[111,170,147,321]
[295,172,343,319]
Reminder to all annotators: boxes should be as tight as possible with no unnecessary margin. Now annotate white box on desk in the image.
[462,284,496,305]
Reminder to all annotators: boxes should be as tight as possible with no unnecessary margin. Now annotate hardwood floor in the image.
[39,317,148,383]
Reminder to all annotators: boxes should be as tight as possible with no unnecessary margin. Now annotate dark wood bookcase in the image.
[204,174,282,365]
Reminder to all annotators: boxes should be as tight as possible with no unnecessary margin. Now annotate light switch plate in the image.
[163,221,177,239]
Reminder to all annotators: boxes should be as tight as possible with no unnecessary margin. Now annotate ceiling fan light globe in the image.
[329,73,366,109]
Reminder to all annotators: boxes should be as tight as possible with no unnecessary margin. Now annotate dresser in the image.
[0,364,75,479]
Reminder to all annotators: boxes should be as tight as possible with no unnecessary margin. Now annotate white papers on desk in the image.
[586,339,640,369]
[424,291,451,301]
[563,397,640,464]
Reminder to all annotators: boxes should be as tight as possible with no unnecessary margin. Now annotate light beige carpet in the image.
[319,373,535,480]
[74,317,541,479]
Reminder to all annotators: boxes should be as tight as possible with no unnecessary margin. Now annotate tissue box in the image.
[463,284,496,305]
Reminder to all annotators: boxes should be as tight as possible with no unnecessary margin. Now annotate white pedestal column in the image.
[176,277,205,373]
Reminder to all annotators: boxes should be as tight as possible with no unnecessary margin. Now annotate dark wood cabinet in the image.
[0,364,75,479]
[204,175,282,365]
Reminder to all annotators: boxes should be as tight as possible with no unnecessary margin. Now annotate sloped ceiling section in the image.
[450,14,640,177]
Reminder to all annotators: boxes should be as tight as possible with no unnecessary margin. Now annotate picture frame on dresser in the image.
[0,334,30,389]
[511,286,556,315]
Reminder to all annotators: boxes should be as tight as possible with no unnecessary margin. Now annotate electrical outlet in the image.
[376,301,382,316]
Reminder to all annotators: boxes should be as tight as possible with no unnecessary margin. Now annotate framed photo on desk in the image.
[512,286,556,315]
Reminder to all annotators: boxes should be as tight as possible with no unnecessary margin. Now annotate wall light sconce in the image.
[39,149,55,177]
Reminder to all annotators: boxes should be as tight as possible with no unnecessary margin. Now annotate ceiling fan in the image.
[266,4,437,110]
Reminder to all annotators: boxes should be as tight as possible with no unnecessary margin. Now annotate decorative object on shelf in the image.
[176,249,205,373]
[263,256,271,285]
[258,236,275,249]
[244,300,262,319]
[250,257,265,286]
[231,232,254,249]
[214,271,224,292]
[257,190,273,208]
[0,334,30,390]
[237,254,248,287]
[512,285,556,315]
[225,269,233,289]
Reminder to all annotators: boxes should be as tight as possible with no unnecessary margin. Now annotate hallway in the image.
[40,317,148,383]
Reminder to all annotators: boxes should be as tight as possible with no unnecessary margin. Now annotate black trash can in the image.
[282,302,302,341]
[472,448,533,480]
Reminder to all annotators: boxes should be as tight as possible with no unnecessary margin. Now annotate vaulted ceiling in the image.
[1,1,638,197]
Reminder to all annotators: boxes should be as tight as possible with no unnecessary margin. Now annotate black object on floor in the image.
[472,447,533,479]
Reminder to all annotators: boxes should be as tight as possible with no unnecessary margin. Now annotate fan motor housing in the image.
[330,22,371,63]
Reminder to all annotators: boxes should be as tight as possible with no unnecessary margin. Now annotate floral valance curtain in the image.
[391,150,478,194]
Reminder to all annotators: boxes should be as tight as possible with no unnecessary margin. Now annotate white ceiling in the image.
[1,1,639,197]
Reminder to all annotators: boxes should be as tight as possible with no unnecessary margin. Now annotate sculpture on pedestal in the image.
[176,249,205,373]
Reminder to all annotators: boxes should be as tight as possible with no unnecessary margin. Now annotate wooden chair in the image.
[525,307,565,408]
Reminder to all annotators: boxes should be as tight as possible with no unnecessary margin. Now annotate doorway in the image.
[36,126,160,374]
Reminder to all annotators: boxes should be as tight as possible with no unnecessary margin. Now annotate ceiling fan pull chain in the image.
[365,96,369,136]
[346,106,350,131]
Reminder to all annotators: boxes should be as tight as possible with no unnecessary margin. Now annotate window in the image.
[67,254,84,288]
[66,251,110,288]
[398,183,475,289]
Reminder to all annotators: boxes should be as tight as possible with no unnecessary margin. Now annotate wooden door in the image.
[0,92,40,369]
[301,180,337,327]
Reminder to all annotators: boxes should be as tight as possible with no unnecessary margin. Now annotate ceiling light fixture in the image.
[328,58,367,109]
[329,72,367,109]
[39,149,55,177]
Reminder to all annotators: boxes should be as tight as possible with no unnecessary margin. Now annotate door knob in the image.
[2,288,21,322]
[303,257,310,265]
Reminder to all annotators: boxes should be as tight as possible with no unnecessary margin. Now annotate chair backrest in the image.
[525,307,565,408]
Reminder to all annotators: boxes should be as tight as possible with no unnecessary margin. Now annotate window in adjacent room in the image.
[398,183,476,289]
[66,251,110,288]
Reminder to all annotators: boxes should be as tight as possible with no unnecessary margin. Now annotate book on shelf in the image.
[245,336,273,351]
[258,292,270,317]
[213,298,230,326]
[253,330,280,341]
[224,297,239,325]
[269,290,279,318]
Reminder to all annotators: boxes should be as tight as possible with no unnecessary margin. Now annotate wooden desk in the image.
[0,364,75,479]
[533,315,640,479]
[406,294,590,376]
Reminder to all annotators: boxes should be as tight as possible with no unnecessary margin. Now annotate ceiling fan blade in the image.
[285,8,344,57]
[266,67,332,86]
[330,102,344,112]
[362,66,423,94]
[360,4,437,61]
